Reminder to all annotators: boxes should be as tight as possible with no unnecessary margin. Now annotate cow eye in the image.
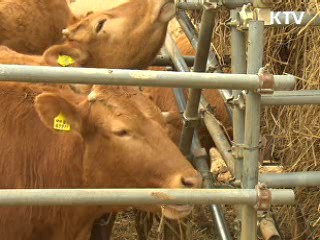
[95,19,107,33]
[113,129,130,137]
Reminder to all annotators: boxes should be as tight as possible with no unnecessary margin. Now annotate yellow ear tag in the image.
[53,112,71,132]
[57,55,75,67]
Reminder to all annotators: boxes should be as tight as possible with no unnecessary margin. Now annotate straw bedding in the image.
[109,206,236,240]
[261,2,320,239]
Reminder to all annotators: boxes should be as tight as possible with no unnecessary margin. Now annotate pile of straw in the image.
[111,207,236,239]
[207,1,320,239]
[262,2,320,239]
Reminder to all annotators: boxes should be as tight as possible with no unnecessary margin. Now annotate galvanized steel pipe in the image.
[176,1,204,10]
[260,171,320,188]
[0,65,295,91]
[152,55,194,67]
[181,5,233,237]
[176,0,256,10]
[241,21,264,240]
[231,9,247,182]
[176,9,240,119]
[261,90,320,105]
[222,0,253,8]
[180,4,217,156]
[176,10,222,73]
[165,24,233,240]
[0,189,295,206]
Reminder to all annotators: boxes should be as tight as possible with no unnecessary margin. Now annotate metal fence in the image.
[0,1,320,240]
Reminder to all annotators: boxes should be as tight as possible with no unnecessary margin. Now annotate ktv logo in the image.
[270,12,305,25]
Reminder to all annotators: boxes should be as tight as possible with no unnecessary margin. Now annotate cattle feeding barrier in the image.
[0,0,320,240]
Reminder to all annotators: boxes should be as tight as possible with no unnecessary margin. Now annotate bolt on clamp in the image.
[226,91,246,110]
[182,113,201,128]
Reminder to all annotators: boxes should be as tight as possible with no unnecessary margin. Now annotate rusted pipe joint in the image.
[258,69,275,94]
[255,184,272,211]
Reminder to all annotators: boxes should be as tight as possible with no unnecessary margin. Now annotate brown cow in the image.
[0,0,175,70]
[0,82,202,239]
[69,0,128,15]
[0,0,76,54]
[58,0,175,69]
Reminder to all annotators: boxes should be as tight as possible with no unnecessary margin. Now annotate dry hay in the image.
[110,207,236,239]
[261,2,320,239]
[204,1,320,239]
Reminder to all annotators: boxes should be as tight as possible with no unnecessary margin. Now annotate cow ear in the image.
[43,44,89,67]
[158,2,175,22]
[35,93,82,135]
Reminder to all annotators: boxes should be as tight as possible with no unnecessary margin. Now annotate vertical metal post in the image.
[240,21,264,240]
[230,9,247,238]
[176,9,233,127]
[176,10,222,72]
[164,33,232,240]
[179,4,217,156]
[230,9,246,183]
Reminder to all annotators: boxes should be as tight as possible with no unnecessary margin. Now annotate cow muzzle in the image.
[162,204,193,219]
[157,172,202,219]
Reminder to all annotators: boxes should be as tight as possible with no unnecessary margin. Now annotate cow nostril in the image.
[181,176,201,188]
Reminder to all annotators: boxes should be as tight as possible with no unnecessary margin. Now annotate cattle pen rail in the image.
[0,64,295,90]
[1,1,320,240]
[0,189,294,206]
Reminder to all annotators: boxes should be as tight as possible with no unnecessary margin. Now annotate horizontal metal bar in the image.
[176,0,255,9]
[0,65,296,90]
[176,1,204,10]
[223,0,253,8]
[152,55,194,67]
[260,171,320,188]
[261,90,320,105]
[0,189,295,206]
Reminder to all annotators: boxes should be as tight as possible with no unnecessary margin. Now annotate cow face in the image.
[34,86,202,220]
[47,0,175,68]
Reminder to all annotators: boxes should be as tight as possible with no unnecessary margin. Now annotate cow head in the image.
[45,0,175,68]
[34,86,202,219]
